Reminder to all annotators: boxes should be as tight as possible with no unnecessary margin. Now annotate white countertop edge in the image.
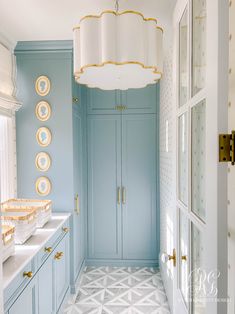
[3,212,71,290]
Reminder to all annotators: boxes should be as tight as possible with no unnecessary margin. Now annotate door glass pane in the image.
[179,7,188,107]
[191,100,206,221]
[192,0,206,96]
[191,224,206,314]
[178,113,188,205]
[179,210,189,305]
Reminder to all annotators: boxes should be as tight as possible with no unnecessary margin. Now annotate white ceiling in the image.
[0,0,176,43]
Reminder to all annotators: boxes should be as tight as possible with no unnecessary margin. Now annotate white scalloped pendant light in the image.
[73,0,163,90]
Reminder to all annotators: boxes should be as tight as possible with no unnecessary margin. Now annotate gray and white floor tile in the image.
[64,267,171,314]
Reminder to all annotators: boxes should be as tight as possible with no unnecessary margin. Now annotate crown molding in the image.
[15,40,73,53]
[0,32,16,52]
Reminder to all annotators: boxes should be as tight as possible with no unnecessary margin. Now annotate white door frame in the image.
[172,0,229,313]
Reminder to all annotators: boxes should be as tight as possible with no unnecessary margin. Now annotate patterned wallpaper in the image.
[159,46,174,311]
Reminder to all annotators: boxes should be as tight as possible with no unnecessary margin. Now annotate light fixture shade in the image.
[73,11,163,90]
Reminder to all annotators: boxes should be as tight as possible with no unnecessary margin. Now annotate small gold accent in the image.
[181,255,187,262]
[219,131,235,165]
[23,271,33,278]
[44,247,52,253]
[156,26,164,33]
[62,227,69,233]
[115,105,127,111]
[169,249,176,267]
[76,10,158,26]
[75,194,80,214]
[54,252,64,260]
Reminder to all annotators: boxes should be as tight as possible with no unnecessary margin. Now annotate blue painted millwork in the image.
[14,42,86,295]
[86,85,160,264]
[87,114,122,259]
[87,84,158,115]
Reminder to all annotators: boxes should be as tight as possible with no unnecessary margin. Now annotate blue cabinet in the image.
[87,85,158,115]
[38,253,54,314]
[8,276,38,314]
[87,113,158,262]
[122,114,157,259]
[87,115,122,259]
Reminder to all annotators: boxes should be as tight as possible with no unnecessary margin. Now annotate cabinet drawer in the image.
[87,89,120,114]
[37,220,70,266]
[4,258,37,311]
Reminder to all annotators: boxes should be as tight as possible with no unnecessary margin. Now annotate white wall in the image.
[159,33,175,310]
[228,1,235,313]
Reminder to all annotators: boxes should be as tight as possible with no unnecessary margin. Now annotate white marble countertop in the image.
[3,213,70,290]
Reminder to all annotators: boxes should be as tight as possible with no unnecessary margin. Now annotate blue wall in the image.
[15,44,74,211]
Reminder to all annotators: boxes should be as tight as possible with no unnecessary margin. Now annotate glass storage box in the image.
[2,224,15,262]
[1,199,52,228]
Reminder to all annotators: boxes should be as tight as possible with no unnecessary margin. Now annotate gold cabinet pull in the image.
[44,247,52,253]
[169,249,177,267]
[62,227,69,233]
[23,271,33,278]
[75,194,80,214]
[181,255,187,262]
[122,187,126,204]
[117,187,121,204]
[54,252,64,260]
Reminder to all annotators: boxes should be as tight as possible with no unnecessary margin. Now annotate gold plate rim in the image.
[35,176,52,196]
[35,75,51,97]
[36,127,52,147]
[35,152,51,172]
[35,101,51,122]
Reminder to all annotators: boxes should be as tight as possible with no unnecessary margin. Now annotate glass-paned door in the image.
[173,0,228,313]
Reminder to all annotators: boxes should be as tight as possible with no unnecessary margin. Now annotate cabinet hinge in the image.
[115,105,127,111]
[219,131,235,165]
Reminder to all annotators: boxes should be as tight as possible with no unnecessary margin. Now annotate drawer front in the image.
[37,221,70,266]
[4,258,37,311]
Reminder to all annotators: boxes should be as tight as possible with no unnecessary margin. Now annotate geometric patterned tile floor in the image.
[63,266,171,314]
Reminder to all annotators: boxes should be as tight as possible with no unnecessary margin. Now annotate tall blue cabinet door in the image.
[121,85,158,114]
[72,104,85,278]
[88,115,122,259]
[122,114,158,260]
[87,88,120,114]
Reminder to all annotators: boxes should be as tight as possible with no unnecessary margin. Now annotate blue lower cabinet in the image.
[38,253,55,314]
[8,276,38,314]
[54,233,70,310]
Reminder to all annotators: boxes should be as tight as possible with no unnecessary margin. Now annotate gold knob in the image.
[73,97,79,103]
[23,271,33,278]
[44,247,52,253]
[62,227,69,233]
[182,255,187,262]
[169,249,176,267]
[54,252,63,260]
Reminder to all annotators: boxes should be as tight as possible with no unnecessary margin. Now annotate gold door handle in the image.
[181,255,187,261]
[62,227,69,233]
[122,187,126,204]
[23,271,33,278]
[44,247,52,253]
[75,194,80,214]
[117,187,121,204]
[54,252,64,260]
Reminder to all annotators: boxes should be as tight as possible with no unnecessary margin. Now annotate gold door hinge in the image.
[115,105,127,111]
[219,131,235,165]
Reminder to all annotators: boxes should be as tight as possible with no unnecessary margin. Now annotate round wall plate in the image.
[35,176,51,196]
[35,152,51,172]
[35,101,51,121]
[36,127,52,147]
[35,75,51,96]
